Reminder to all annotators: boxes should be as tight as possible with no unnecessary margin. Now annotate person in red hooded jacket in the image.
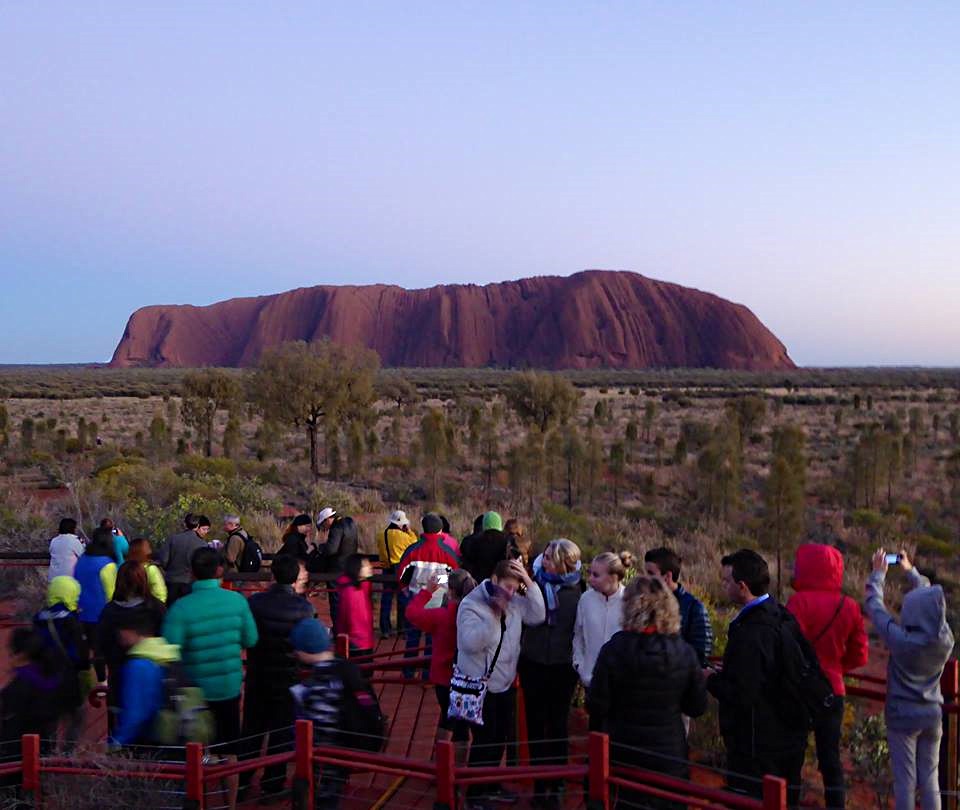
[786,543,868,810]
[335,555,375,657]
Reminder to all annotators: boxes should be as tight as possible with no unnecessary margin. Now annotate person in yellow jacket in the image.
[126,538,168,604]
[378,510,417,636]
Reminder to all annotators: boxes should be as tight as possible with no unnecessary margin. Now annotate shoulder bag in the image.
[447,614,507,726]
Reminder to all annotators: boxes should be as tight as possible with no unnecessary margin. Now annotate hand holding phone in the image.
[885,553,902,566]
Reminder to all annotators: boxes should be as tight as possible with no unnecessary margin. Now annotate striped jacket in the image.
[397,533,460,596]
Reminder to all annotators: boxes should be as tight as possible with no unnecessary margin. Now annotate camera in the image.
[885,553,902,565]
[437,574,449,585]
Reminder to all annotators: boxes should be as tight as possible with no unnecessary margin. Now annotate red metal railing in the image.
[11,725,786,810]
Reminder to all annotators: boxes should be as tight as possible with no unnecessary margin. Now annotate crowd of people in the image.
[0,510,953,810]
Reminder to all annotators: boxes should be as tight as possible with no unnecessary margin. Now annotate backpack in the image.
[775,608,836,726]
[335,661,387,752]
[151,662,216,746]
[237,534,263,573]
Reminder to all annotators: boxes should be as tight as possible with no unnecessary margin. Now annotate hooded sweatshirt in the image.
[34,576,87,668]
[787,544,868,695]
[865,567,955,731]
[456,578,545,694]
[110,637,181,746]
[572,585,624,687]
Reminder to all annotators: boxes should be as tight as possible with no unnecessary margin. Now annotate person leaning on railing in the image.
[865,549,954,810]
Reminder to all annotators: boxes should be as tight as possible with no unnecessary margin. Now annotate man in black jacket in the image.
[460,511,510,583]
[706,549,806,808]
[315,507,358,625]
[239,555,315,798]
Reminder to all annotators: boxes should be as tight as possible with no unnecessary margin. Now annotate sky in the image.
[1,2,958,366]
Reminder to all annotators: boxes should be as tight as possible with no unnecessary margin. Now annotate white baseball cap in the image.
[316,507,337,526]
[389,510,409,527]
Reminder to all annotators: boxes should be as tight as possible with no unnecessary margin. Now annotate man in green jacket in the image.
[162,546,258,749]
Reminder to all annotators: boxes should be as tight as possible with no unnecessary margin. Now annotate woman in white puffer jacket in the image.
[572,551,633,687]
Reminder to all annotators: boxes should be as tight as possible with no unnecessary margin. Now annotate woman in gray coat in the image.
[865,549,954,810]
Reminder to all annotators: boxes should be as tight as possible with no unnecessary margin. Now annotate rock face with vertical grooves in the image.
[109,270,794,370]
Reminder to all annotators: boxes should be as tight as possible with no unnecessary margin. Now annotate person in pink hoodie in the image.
[335,555,375,658]
[786,543,868,810]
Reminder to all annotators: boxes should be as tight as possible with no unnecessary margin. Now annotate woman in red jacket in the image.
[786,543,868,810]
[405,569,477,746]
[335,555,375,657]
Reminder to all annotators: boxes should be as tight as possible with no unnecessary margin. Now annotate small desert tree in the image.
[695,416,742,521]
[609,441,626,506]
[181,369,243,457]
[253,340,379,478]
[761,425,806,598]
[505,372,580,434]
[642,400,657,442]
[561,426,584,508]
[724,394,766,445]
[420,408,450,500]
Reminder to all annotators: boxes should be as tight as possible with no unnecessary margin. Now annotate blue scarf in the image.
[533,554,581,625]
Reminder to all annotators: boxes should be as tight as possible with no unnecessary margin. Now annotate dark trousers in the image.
[813,697,845,809]
[518,658,578,795]
[403,619,431,679]
[315,764,348,809]
[379,567,398,634]
[726,743,804,809]
[81,622,106,681]
[208,696,242,755]
[166,581,192,607]
[239,696,294,794]
[467,687,516,798]
[327,590,339,628]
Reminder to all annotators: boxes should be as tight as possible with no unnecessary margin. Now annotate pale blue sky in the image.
[1,2,958,365]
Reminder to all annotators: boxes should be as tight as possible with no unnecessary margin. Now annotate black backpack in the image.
[237,535,263,573]
[775,607,836,726]
[340,675,387,752]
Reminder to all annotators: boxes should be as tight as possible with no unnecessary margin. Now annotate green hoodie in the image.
[47,576,81,611]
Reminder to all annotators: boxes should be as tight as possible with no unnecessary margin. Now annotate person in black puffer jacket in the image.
[460,511,510,583]
[518,539,583,810]
[315,508,359,626]
[239,555,315,798]
[588,576,707,810]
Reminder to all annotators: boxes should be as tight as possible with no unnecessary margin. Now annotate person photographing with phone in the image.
[865,548,954,810]
[405,569,477,751]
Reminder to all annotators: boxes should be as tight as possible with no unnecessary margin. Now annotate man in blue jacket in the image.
[644,547,714,666]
